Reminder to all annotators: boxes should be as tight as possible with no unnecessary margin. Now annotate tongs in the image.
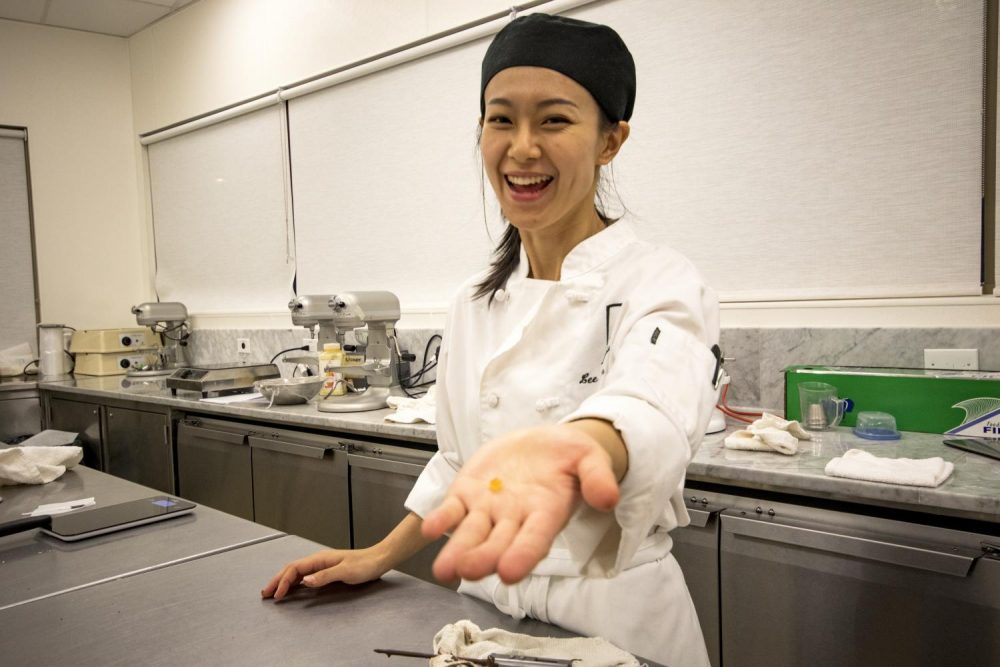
[374,648,578,666]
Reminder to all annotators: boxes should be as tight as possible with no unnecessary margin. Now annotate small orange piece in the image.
[489,477,503,493]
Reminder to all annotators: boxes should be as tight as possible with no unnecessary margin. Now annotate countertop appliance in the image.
[129,302,191,376]
[165,362,279,398]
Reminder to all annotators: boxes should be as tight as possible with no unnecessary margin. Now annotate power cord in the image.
[270,345,309,365]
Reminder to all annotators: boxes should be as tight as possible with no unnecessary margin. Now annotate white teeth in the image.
[506,175,552,186]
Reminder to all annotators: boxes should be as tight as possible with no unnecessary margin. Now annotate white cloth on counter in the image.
[0,445,83,486]
[724,412,812,455]
[385,385,436,424]
[824,448,954,487]
[22,497,95,517]
[431,620,639,667]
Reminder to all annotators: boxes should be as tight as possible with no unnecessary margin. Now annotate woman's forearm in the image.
[373,511,439,572]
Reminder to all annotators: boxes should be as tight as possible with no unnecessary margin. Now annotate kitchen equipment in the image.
[785,365,1000,437]
[853,411,900,440]
[129,302,191,375]
[69,327,160,353]
[287,291,403,412]
[166,362,280,398]
[37,323,73,376]
[253,376,324,405]
[75,350,161,376]
[798,381,853,430]
[943,437,1000,461]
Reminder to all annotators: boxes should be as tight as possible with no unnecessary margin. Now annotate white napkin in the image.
[0,445,84,486]
[431,620,639,667]
[824,449,954,487]
[724,412,812,455]
[385,385,437,424]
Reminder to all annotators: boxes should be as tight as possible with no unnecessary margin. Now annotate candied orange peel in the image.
[489,477,503,493]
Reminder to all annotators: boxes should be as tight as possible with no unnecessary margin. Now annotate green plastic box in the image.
[784,365,1000,436]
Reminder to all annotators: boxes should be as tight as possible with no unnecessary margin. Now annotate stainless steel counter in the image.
[0,466,282,609]
[0,376,37,392]
[0,535,606,666]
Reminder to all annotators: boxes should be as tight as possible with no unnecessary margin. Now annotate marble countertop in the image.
[39,376,999,524]
[38,374,437,444]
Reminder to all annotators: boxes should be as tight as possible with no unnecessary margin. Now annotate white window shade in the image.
[288,37,496,303]
[147,106,294,314]
[0,132,37,352]
[570,0,984,301]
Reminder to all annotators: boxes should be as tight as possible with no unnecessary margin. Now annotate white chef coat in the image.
[405,219,719,666]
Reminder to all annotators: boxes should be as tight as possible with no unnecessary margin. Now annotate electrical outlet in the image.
[924,348,979,370]
[237,338,251,356]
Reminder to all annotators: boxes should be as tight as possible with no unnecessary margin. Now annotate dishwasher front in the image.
[720,494,1000,667]
[672,492,724,667]
[345,438,454,588]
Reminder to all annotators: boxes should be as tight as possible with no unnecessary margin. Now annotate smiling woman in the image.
[263,13,720,667]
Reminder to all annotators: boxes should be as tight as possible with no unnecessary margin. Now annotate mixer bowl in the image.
[254,376,324,405]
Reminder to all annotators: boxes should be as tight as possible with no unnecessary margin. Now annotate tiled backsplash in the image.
[189,328,1000,415]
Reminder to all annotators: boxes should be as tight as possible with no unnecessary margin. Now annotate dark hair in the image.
[472,116,626,303]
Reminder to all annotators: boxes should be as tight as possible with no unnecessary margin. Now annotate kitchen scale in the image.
[166,362,280,398]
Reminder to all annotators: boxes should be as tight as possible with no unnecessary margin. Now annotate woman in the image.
[263,13,719,666]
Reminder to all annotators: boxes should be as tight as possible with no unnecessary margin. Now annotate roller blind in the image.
[147,106,294,314]
[287,0,984,303]
[0,131,37,352]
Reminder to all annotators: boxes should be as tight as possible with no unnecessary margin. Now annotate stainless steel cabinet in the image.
[719,495,1000,667]
[105,406,172,493]
[672,494,723,667]
[0,388,41,442]
[47,396,102,468]
[249,426,350,549]
[346,439,451,587]
[176,417,254,520]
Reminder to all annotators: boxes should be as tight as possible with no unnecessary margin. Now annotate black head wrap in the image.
[480,13,636,122]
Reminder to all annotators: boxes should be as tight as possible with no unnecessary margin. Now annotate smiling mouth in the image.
[505,174,553,194]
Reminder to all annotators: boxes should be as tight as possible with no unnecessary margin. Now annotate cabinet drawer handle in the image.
[723,513,977,577]
[249,437,330,459]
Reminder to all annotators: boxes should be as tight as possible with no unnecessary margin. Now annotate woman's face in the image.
[481,67,626,236]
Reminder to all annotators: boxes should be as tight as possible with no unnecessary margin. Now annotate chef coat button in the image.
[494,289,508,303]
[486,392,500,408]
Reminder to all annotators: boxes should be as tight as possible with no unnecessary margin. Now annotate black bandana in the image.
[480,13,636,122]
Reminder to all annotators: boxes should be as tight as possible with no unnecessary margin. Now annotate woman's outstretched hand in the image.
[421,421,624,585]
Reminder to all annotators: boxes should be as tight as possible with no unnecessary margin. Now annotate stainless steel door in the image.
[0,389,40,441]
[176,418,253,520]
[720,497,1000,667]
[105,406,173,493]
[347,440,452,587]
[672,494,723,667]
[249,428,350,548]
[48,396,102,468]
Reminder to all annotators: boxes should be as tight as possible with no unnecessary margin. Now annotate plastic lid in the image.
[853,411,901,440]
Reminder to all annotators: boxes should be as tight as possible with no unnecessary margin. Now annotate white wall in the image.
[0,19,144,330]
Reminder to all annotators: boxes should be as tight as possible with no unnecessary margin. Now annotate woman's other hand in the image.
[260,547,389,600]
[422,420,624,585]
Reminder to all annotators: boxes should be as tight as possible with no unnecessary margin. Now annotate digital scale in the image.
[165,362,280,398]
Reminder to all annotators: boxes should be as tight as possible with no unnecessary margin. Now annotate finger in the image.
[496,510,564,584]
[263,563,306,601]
[432,508,493,582]
[455,516,520,581]
[422,494,468,539]
[577,448,620,512]
[301,560,345,588]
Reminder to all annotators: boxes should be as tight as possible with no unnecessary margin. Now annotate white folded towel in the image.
[385,385,436,424]
[724,412,812,456]
[431,620,638,667]
[824,449,954,487]
[0,445,83,486]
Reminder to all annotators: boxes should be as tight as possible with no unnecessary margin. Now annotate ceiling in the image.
[0,0,196,37]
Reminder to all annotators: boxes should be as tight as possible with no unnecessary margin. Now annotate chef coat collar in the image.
[510,219,637,286]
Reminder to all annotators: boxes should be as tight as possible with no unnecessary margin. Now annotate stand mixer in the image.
[128,302,190,376]
[286,291,402,412]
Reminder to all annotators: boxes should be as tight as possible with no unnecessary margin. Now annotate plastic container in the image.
[853,411,901,440]
[319,343,345,397]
